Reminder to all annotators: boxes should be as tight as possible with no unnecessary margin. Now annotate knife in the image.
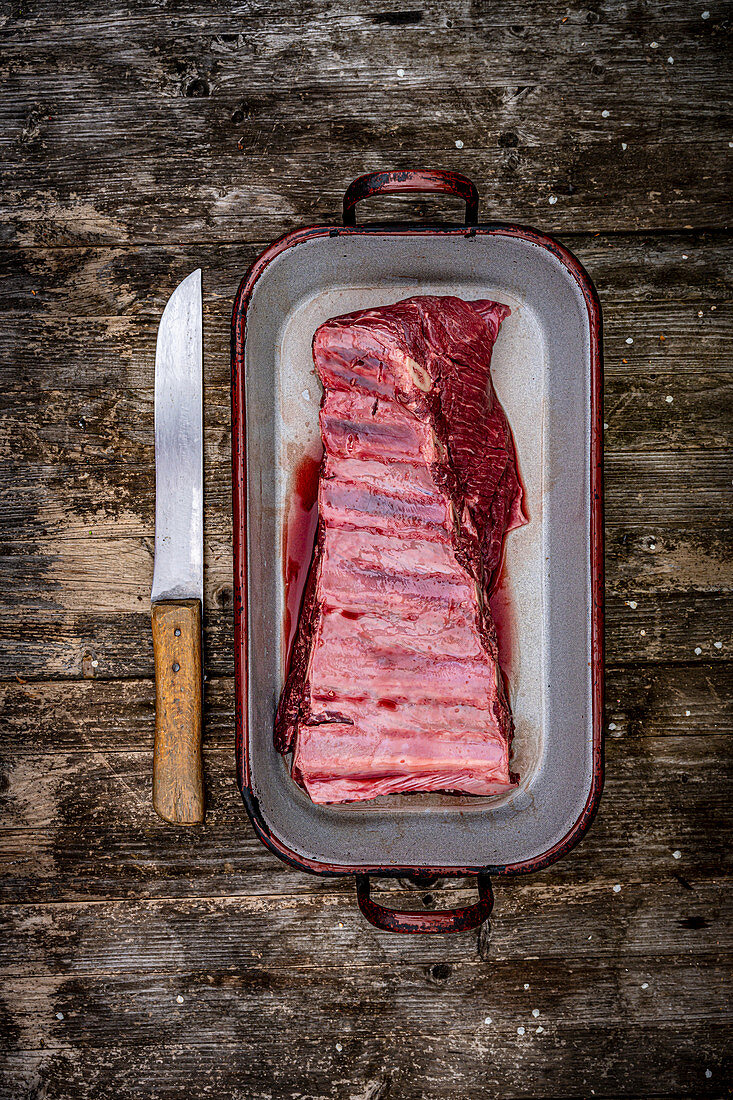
[151,269,204,825]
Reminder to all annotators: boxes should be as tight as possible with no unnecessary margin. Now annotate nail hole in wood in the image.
[172,662,180,672]
[185,77,210,98]
[174,628,181,636]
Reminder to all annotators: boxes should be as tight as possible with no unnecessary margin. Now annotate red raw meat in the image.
[276,295,527,804]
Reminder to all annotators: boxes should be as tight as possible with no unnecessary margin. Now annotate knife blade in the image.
[151,269,204,825]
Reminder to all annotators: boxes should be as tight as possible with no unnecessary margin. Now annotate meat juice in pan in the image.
[277,293,544,805]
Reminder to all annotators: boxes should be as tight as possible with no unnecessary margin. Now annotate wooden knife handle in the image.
[151,599,204,824]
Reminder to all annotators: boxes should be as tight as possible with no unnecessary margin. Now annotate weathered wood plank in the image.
[2,664,729,754]
[2,484,730,607]
[2,0,728,42]
[3,86,729,169]
[0,781,728,903]
[2,588,730,681]
[3,303,730,378]
[0,468,730,618]
[1,234,730,315]
[1,961,728,1098]
[3,807,726,903]
[1,692,730,896]
[1,874,729,973]
[3,735,730,832]
[606,526,730,597]
[0,891,728,1100]
[0,0,728,32]
[1,665,729,903]
[3,364,731,462]
[0,1028,727,1100]
[1,3,731,243]
[0,733,730,904]
[2,957,728,1047]
[5,148,726,252]
[605,594,731,663]
[0,956,729,1081]
[3,434,730,540]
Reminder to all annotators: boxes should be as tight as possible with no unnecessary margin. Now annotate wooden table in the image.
[2,3,731,1097]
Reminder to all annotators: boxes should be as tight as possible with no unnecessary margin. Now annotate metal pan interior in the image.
[242,229,599,871]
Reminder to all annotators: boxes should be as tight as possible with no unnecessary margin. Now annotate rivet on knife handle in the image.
[152,599,204,824]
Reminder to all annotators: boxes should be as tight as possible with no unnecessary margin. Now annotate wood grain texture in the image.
[0,957,728,1099]
[1,590,730,682]
[1,1,731,242]
[1,739,730,902]
[151,600,204,825]
[2,663,729,754]
[1,0,731,1096]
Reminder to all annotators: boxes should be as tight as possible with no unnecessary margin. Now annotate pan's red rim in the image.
[231,221,604,879]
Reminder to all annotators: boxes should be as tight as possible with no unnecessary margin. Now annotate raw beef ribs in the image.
[276,295,527,804]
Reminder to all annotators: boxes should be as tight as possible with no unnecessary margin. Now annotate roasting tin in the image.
[232,170,604,933]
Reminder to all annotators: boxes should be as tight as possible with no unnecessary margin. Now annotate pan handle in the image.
[342,169,479,227]
[355,874,493,934]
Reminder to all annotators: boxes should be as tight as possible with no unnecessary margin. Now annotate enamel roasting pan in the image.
[232,170,604,933]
